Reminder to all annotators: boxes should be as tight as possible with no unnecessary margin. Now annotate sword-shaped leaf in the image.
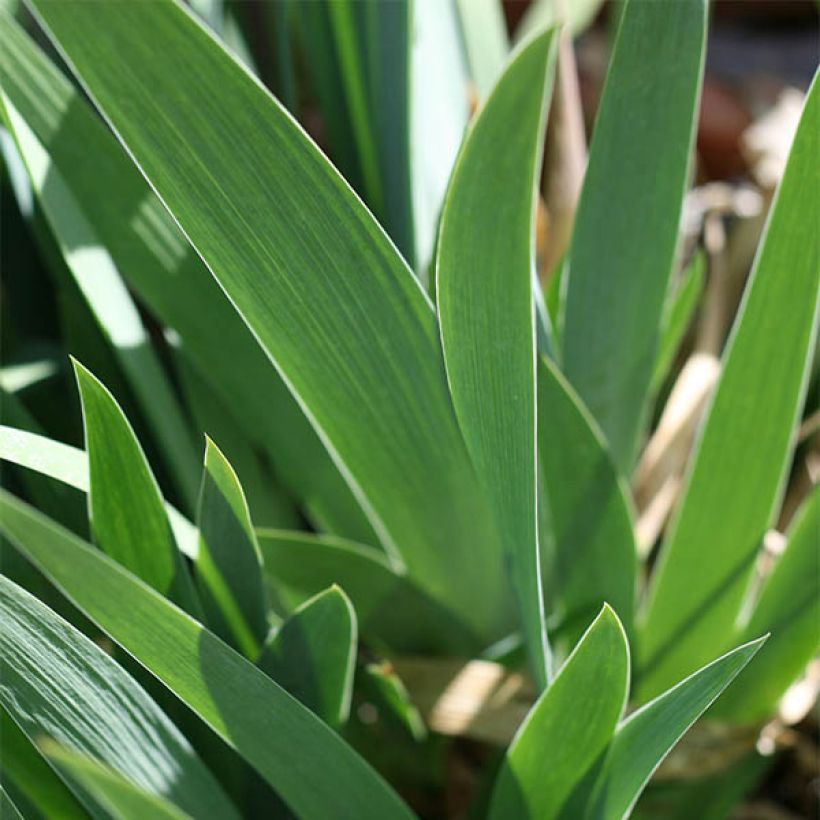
[437,29,559,687]
[27,0,508,641]
[0,575,238,820]
[488,605,629,819]
[0,491,414,820]
[73,361,200,616]
[562,0,708,471]
[639,75,820,700]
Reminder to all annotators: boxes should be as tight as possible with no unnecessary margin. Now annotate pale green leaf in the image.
[0,425,198,559]
[588,638,765,819]
[28,0,509,640]
[537,356,636,648]
[195,438,269,659]
[437,29,559,687]
[639,75,820,700]
[43,743,192,820]
[454,0,509,98]
[488,605,629,820]
[73,361,200,616]
[0,575,237,820]
[712,488,820,722]
[0,13,376,546]
[562,0,707,471]
[0,491,414,820]
[258,586,356,728]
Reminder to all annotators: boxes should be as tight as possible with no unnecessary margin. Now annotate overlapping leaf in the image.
[639,75,820,700]
[26,0,509,640]
[0,491,414,819]
[437,29,559,686]
[0,575,238,820]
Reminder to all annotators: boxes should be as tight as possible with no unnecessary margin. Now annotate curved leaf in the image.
[562,0,707,471]
[258,586,356,728]
[27,0,509,640]
[639,75,820,700]
[437,28,559,686]
[0,575,237,820]
[589,638,764,819]
[73,361,200,616]
[488,605,629,820]
[195,438,268,658]
[0,491,413,820]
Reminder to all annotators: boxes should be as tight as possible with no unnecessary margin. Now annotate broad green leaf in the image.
[0,492,414,820]
[0,424,198,559]
[437,29,559,687]
[1,94,200,509]
[562,0,707,471]
[454,0,509,98]
[43,743,192,820]
[537,356,636,648]
[651,251,706,393]
[588,638,765,819]
[195,438,268,659]
[712,488,820,723]
[0,575,238,820]
[639,76,820,700]
[488,605,629,820]
[28,0,510,640]
[257,586,356,728]
[257,529,481,655]
[1,708,88,820]
[0,13,376,546]
[73,361,200,615]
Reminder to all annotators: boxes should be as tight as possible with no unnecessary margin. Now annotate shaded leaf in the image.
[0,491,414,820]
[258,586,356,728]
[0,574,237,820]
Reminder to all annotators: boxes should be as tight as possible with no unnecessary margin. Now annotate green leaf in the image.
[0,786,24,820]
[73,360,200,616]
[1,92,200,509]
[43,743,192,820]
[562,0,707,471]
[257,586,356,728]
[651,251,706,393]
[0,424,198,559]
[1,708,88,820]
[639,76,820,700]
[488,605,629,820]
[0,12,375,547]
[588,638,765,819]
[437,29,559,687]
[712,488,820,722]
[28,0,509,640]
[0,574,238,820]
[0,491,414,820]
[454,0,509,99]
[257,529,481,655]
[537,356,636,648]
[195,437,269,659]
[360,661,426,741]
